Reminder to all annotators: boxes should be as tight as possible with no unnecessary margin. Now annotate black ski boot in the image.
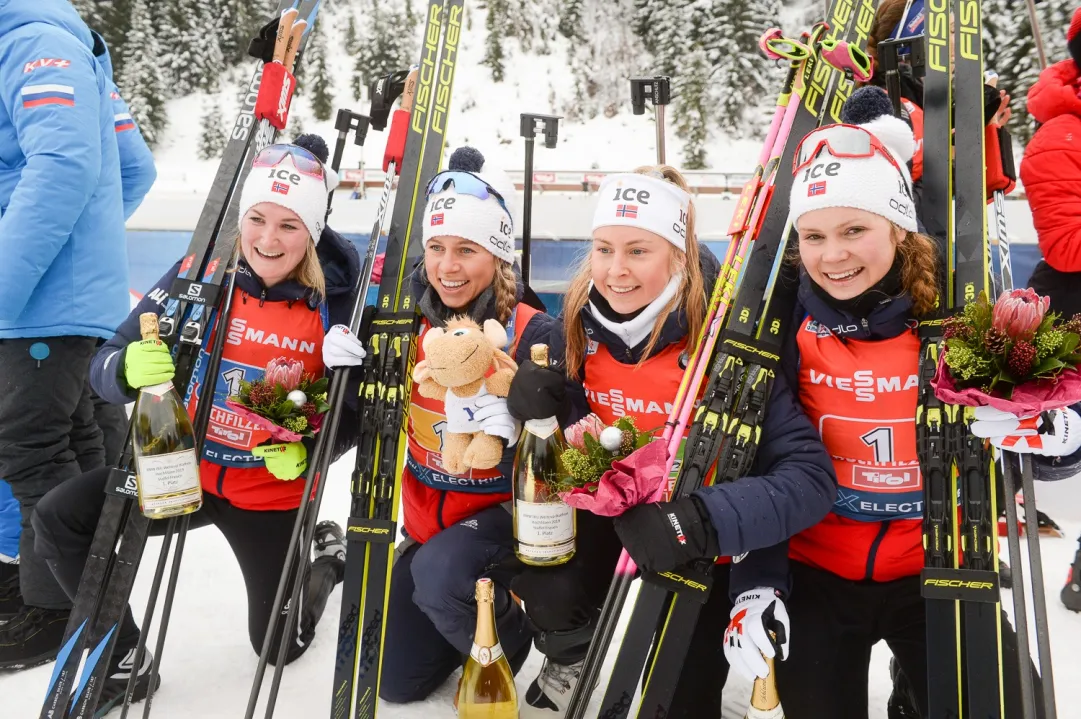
[313,520,346,565]
[887,656,921,719]
[1063,536,1081,613]
[89,647,160,717]
[0,605,69,669]
[0,567,21,623]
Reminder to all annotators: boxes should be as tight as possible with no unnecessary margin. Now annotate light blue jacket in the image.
[0,0,129,339]
[90,30,156,219]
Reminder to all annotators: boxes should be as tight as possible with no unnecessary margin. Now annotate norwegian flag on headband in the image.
[808,181,827,197]
[616,204,638,218]
[272,181,290,195]
[431,213,444,226]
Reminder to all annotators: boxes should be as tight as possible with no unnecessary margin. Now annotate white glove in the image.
[473,393,521,446]
[723,587,790,681]
[322,324,366,369]
[970,405,1081,457]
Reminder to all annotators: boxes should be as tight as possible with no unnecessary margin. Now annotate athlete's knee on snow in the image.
[30,490,80,560]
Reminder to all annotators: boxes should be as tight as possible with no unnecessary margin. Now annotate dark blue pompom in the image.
[294,133,330,164]
[840,87,895,125]
[448,146,485,172]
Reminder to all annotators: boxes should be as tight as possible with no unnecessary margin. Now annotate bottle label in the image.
[142,381,175,398]
[516,499,575,558]
[469,641,504,668]
[523,416,558,439]
[136,448,201,510]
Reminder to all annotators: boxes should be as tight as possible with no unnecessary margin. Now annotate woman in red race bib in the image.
[726,104,1076,718]
[506,165,837,718]
[23,136,362,713]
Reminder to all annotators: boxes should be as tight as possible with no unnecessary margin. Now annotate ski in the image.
[38,5,320,717]
[591,4,877,717]
[333,1,466,716]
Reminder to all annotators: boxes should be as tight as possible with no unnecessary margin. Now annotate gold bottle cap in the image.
[475,577,495,604]
[530,344,549,367]
[139,313,160,341]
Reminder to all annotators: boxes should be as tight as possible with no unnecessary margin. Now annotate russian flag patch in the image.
[21,84,75,108]
[114,113,135,132]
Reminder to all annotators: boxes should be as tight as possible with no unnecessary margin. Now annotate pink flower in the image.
[264,357,305,391]
[992,288,1050,341]
[564,413,605,450]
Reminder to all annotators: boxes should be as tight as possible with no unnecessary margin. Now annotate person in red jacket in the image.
[726,113,1068,719]
[1022,5,1081,616]
[26,137,360,713]
[330,147,557,706]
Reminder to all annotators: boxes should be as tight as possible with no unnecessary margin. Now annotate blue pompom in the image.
[294,133,330,164]
[840,87,895,125]
[448,146,485,173]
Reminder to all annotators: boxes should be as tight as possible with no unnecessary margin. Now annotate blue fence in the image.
[127,232,1044,318]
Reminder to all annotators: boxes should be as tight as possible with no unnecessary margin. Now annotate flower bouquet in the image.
[225,357,330,442]
[932,288,1081,414]
[556,414,666,517]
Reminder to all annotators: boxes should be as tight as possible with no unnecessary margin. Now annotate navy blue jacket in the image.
[547,246,837,569]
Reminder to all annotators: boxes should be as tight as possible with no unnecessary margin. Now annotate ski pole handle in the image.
[757,28,784,58]
[762,34,811,63]
[819,39,873,82]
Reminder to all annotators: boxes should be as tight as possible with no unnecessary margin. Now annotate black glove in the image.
[507,360,569,422]
[613,496,719,573]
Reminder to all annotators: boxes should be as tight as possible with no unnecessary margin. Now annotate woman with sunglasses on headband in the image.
[724,112,1066,718]
[29,135,364,710]
[505,165,837,718]
[325,146,557,707]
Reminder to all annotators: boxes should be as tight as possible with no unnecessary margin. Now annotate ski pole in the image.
[245,97,391,718]
[1025,0,1049,70]
[630,77,671,165]
[990,124,1056,719]
[518,113,560,284]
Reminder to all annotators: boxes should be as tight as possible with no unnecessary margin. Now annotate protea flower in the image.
[564,413,605,450]
[264,357,305,391]
[992,288,1050,342]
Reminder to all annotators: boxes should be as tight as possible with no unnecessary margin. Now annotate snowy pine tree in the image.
[167,0,226,95]
[677,47,713,169]
[198,100,227,159]
[117,0,168,146]
[483,0,509,82]
[345,16,360,54]
[558,0,585,41]
[309,29,335,122]
[71,0,131,78]
[705,0,782,137]
[353,0,417,93]
[564,0,646,120]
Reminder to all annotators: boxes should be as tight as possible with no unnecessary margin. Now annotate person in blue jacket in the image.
[0,22,159,625]
[0,0,130,658]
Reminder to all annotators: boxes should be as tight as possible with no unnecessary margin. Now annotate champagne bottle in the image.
[457,578,518,718]
[745,653,785,719]
[511,344,575,566]
[132,313,203,519]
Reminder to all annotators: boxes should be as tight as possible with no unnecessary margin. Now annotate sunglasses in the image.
[793,123,904,177]
[425,170,511,220]
[252,144,325,180]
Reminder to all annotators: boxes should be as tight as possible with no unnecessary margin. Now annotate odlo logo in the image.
[667,512,687,545]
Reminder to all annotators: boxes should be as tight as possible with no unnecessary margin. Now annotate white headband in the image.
[592,173,692,251]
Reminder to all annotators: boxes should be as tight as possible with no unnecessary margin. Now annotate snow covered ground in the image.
[2,454,1079,718]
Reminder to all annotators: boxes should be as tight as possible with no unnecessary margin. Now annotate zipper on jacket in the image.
[436,491,448,531]
[216,465,227,496]
[259,289,267,308]
[864,520,891,580]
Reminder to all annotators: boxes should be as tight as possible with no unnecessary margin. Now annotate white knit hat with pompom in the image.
[788,112,919,233]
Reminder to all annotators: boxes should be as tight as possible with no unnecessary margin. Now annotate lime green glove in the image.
[124,339,176,389]
[253,442,308,481]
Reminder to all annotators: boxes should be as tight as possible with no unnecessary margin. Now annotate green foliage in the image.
[556,415,656,493]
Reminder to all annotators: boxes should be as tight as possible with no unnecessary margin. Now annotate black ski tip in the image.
[841,86,895,125]
[448,146,485,173]
[295,133,331,164]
